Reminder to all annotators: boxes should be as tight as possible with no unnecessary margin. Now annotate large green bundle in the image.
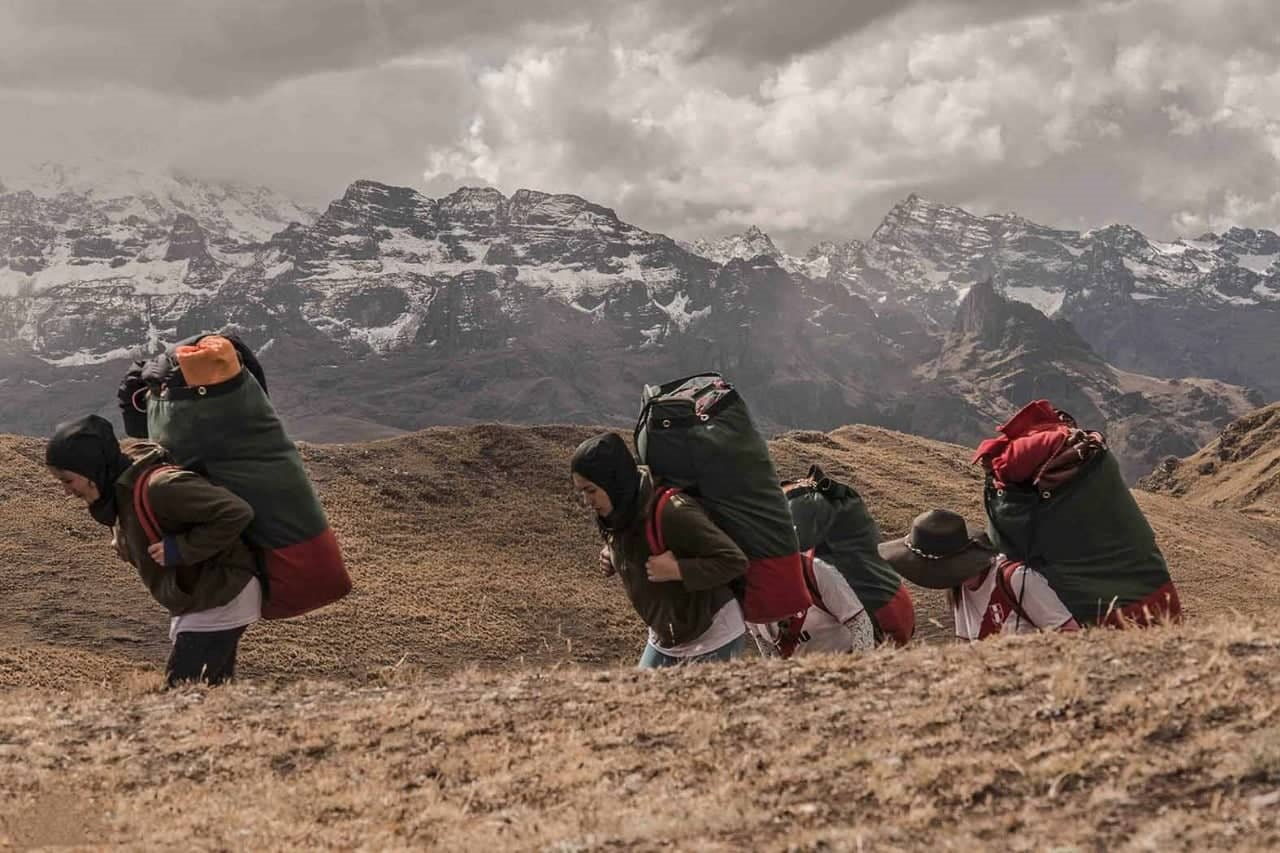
[985,449,1174,625]
[147,360,350,620]
[635,373,810,622]
[786,468,902,616]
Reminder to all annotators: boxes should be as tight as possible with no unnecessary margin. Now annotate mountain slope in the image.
[3,423,1278,690]
[920,281,1258,480]
[1140,402,1280,521]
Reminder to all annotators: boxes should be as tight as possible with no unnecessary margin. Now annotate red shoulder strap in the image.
[800,550,834,618]
[994,558,1038,628]
[132,464,180,544]
[645,486,681,554]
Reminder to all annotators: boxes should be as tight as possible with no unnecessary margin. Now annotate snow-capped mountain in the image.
[693,195,1280,398]
[801,194,1280,397]
[0,164,318,365]
[683,224,832,278]
[0,173,1271,480]
[804,194,1280,319]
[0,162,315,243]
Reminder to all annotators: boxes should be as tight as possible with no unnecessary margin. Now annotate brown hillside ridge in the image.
[1141,402,1280,522]
[1,620,1278,849]
[2,423,1279,689]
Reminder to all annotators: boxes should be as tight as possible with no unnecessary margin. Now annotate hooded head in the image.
[46,415,133,527]
[570,433,642,534]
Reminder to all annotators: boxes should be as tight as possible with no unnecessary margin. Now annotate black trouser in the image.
[166,626,247,688]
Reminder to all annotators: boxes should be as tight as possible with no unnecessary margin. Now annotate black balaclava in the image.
[570,433,642,534]
[46,415,133,527]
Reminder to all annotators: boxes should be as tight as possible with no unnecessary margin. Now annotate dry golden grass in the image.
[3,422,1279,688]
[4,422,1280,849]
[1,619,1278,850]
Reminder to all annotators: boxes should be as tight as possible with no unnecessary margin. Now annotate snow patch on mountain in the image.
[1237,254,1278,274]
[1005,285,1066,316]
[0,257,194,299]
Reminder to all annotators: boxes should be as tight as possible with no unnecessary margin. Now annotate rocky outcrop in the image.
[920,281,1258,480]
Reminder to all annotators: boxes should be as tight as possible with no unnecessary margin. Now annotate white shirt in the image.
[951,559,1076,641]
[169,576,263,642]
[649,598,746,657]
[749,557,874,656]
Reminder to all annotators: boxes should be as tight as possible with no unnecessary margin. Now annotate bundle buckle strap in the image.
[776,610,809,658]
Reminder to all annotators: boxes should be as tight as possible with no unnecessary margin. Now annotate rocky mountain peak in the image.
[874,194,976,237]
[324,180,436,231]
[506,189,623,229]
[951,279,1004,342]
[1090,223,1151,254]
[687,225,783,266]
[163,213,209,261]
[1219,226,1280,256]
[438,186,508,226]
[950,279,1095,358]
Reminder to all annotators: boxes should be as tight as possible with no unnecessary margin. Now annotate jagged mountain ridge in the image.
[696,195,1280,397]
[0,172,912,441]
[775,193,1280,317]
[0,162,315,244]
[0,170,1268,480]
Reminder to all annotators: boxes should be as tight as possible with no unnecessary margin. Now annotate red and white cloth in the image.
[950,557,1080,641]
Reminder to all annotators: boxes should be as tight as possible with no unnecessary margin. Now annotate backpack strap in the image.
[132,464,181,544]
[800,549,836,619]
[645,486,682,554]
[993,558,1038,629]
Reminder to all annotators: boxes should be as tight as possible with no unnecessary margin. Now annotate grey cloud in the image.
[0,0,1128,101]
[666,0,1103,64]
[4,0,1280,253]
[0,0,594,98]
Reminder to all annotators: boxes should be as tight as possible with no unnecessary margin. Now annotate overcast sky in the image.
[3,0,1278,250]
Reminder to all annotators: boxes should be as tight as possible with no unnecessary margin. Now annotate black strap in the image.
[984,478,1029,559]
[786,465,856,504]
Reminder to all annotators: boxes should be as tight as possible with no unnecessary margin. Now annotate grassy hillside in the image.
[3,423,1278,688]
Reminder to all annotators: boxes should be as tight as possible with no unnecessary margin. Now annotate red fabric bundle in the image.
[972,400,1075,489]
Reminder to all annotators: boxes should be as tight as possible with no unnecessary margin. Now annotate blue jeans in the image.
[637,635,745,669]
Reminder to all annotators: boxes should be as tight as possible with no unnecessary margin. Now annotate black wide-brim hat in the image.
[878,509,996,589]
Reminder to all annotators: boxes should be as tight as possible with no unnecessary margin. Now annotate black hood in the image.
[571,433,642,534]
[46,415,133,527]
